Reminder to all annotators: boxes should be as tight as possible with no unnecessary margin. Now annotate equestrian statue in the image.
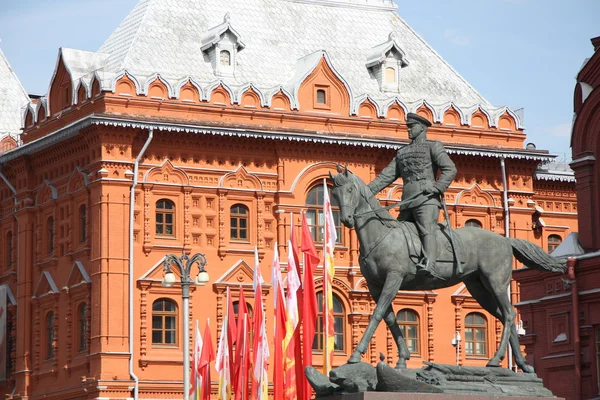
[328,114,566,374]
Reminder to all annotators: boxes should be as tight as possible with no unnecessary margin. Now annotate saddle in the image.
[398,221,466,268]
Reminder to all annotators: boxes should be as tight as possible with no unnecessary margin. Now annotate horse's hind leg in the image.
[464,276,534,373]
[363,282,410,369]
[348,272,403,364]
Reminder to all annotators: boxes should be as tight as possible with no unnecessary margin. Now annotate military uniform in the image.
[368,114,456,271]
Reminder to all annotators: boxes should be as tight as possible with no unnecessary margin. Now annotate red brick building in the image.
[515,36,600,400]
[0,0,578,398]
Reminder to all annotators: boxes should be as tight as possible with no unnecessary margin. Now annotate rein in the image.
[353,191,435,219]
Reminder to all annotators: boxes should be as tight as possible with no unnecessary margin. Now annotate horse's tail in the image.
[509,238,567,273]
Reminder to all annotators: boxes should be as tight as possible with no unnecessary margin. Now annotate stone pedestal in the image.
[326,393,563,400]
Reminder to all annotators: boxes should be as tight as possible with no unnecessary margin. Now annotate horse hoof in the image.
[520,364,535,373]
[395,360,407,370]
[348,353,361,364]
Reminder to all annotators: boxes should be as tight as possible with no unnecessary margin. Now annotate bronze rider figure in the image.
[367,113,457,277]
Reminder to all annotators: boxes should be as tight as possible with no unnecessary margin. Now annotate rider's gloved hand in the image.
[422,181,441,195]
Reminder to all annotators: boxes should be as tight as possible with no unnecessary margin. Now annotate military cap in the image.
[406,113,432,127]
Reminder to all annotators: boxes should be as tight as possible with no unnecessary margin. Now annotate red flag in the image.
[227,286,237,384]
[234,286,250,400]
[301,211,320,399]
[272,246,286,399]
[291,218,305,400]
[199,320,215,400]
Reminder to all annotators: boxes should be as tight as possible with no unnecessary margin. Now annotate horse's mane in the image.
[333,172,400,228]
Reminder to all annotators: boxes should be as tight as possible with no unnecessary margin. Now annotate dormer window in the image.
[220,50,231,66]
[317,89,326,104]
[385,67,396,83]
[366,32,409,93]
[201,14,245,78]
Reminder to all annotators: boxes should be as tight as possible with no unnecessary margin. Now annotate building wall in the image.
[515,37,600,400]
[0,57,578,399]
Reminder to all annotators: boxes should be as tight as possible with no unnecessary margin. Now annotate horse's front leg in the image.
[348,272,403,364]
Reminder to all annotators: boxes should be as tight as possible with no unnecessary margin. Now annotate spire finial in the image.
[224,13,231,23]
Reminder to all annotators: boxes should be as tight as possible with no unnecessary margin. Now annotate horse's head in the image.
[329,165,361,228]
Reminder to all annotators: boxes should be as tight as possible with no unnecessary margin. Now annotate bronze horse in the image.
[329,168,566,373]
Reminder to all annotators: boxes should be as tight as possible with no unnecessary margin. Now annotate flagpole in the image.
[323,178,329,375]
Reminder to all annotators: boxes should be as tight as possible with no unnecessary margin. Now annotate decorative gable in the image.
[219,165,262,190]
[64,261,92,290]
[366,32,409,93]
[33,271,60,299]
[455,184,495,207]
[201,14,245,78]
[213,259,255,287]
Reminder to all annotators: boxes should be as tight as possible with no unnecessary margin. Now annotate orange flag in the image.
[322,180,337,374]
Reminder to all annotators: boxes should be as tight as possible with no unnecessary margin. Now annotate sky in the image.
[0,0,598,159]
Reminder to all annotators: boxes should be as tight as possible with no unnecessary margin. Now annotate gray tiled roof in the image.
[0,49,30,136]
[95,0,492,108]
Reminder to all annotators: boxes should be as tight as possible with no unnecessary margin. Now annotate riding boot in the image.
[422,234,437,271]
[417,234,444,280]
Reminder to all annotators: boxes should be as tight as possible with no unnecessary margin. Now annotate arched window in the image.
[230,204,249,241]
[6,231,12,267]
[385,67,396,83]
[465,219,482,228]
[316,89,326,105]
[78,303,88,352]
[152,298,178,346]
[220,50,231,66]
[47,216,54,255]
[547,234,562,253]
[232,300,253,325]
[233,300,254,347]
[46,312,55,360]
[397,309,419,355]
[313,292,345,352]
[79,205,87,242]
[156,199,175,236]
[465,312,487,356]
[306,185,342,243]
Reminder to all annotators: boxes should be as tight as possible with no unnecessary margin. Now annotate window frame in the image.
[464,219,482,228]
[45,311,55,360]
[230,204,250,242]
[6,231,12,267]
[220,50,231,66]
[151,298,178,347]
[77,302,88,352]
[313,291,345,353]
[385,66,396,83]
[305,185,342,245]
[79,204,87,243]
[314,85,331,110]
[397,308,420,355]
[464,312,488,357]
[47,216,54,255]
[155,199,175,237]
[547,234,562,253]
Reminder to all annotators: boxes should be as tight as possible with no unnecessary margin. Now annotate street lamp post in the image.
[162,251,209,400]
